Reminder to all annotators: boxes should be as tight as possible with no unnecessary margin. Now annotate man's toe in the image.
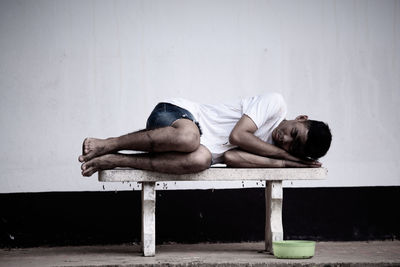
[83,166,96,177]
[81,161,92,171]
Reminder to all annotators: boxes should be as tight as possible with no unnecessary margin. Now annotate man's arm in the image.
[229,115,303,162]
[224,149,319,168]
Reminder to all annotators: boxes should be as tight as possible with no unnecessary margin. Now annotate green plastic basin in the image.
[272,240,316,259]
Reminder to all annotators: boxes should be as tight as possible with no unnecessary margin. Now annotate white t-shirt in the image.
[165,93,287,164]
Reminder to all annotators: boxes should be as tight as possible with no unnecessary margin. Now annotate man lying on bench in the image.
[78,93,332,176]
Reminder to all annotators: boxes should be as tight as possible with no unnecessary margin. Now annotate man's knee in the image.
[176,128,200,152]
[187,146,212,172]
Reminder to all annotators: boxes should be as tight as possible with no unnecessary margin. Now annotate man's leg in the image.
[78,119,200,163]
[81,145,212,176]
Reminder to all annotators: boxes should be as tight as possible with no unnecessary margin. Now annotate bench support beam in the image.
[265,181,283,253]
[141,182,156,256]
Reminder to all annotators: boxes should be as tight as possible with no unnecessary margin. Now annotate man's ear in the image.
[295,115,308,121]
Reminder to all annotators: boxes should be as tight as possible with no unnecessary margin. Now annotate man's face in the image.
[272,115,309,155]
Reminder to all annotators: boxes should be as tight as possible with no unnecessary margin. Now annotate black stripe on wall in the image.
[1,186,399,248]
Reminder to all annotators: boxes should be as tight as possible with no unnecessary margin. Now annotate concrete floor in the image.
[0,241,399,267]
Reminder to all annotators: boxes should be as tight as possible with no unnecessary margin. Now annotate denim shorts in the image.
[146,102,202,135]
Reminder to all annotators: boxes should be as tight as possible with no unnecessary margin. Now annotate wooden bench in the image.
[98,167,327,256]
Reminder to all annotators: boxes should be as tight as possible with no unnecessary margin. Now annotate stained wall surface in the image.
[0,0,399,193]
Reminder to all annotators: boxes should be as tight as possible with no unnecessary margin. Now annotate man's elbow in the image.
[228,132,241,146]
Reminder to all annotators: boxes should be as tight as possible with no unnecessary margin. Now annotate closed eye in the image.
[291,128,298,138]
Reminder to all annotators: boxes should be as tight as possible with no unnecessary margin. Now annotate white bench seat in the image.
[99,167,327,256]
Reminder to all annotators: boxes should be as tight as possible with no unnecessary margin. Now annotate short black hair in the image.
[303,120,332,160]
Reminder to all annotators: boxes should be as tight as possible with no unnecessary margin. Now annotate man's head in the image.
[271,115,332,160]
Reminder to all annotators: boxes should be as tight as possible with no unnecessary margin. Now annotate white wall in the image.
[0,0,399,193]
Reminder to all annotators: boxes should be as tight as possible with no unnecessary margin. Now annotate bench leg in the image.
[265,181,283,253]
[141,182,156,256]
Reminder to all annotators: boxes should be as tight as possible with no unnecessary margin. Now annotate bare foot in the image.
[78,137,115,163]
[81,154,119,177]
